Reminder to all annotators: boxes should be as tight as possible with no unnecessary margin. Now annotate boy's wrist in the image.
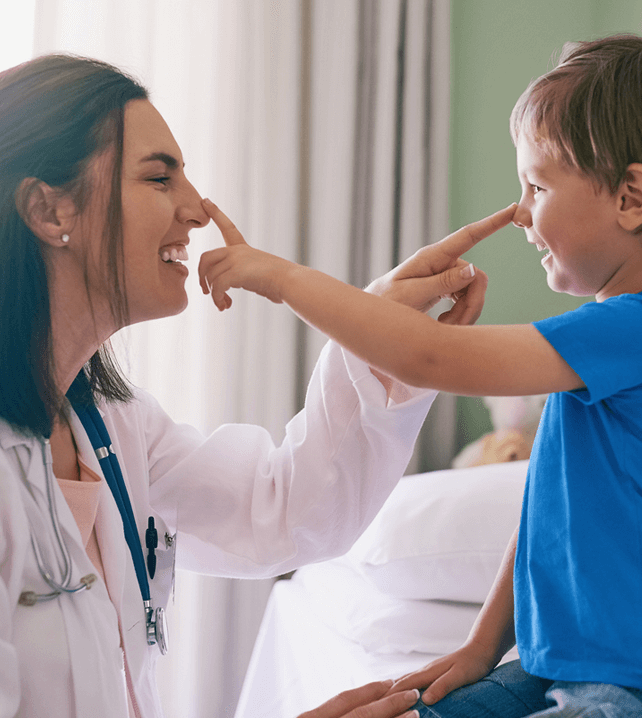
[465,627,515,668]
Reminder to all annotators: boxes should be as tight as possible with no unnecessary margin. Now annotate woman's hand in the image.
[298,680,421,718]
[367,204,517,326]
[385,640,499,707]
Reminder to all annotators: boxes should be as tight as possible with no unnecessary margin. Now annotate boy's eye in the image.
[531,184,543,194]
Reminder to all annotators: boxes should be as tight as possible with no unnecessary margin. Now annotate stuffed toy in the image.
[452,394,548,469]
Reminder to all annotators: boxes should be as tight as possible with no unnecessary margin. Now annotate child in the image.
[200,34,642,718]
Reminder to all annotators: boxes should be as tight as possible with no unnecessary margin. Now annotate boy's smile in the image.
[512,136,642,301]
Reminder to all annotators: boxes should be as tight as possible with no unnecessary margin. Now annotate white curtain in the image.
[31,0,451,715]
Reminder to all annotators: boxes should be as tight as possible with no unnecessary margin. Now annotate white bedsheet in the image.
[235,461,527,718]
[235,560,519,718]
[234,577,437,718]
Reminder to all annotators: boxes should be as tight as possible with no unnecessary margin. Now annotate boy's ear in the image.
[16,178,77,246]
[617,163,642,232]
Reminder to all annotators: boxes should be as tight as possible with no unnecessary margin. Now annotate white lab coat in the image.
[0,342,436,718]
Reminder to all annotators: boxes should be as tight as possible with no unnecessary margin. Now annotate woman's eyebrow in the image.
[139,151,184,169]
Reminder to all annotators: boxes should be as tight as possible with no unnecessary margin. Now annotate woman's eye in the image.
[149,176,171,187]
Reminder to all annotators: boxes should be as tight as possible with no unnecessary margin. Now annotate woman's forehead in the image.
[123,99,183,167]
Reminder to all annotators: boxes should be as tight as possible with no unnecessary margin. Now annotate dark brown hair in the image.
[0,54,148,437]
[510,34,642,194]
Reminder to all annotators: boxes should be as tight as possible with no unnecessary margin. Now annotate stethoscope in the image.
[18,372,168,655]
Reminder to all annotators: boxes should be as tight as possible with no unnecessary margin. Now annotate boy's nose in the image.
[512,203,532,229]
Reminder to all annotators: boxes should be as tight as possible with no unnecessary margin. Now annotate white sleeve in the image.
[0,580,20,718]
[145,342,437,578]
[0,467,26,718]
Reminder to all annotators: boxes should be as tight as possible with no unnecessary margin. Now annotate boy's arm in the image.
[386,527,519,706]
[199,201,582,397]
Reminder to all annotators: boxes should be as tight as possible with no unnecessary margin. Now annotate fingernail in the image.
[405,689,420,702]
[203,198,214,206]
[407,711,420,718]
[460,263,475,278]
[422,690,435,705]
[381,679,394,688]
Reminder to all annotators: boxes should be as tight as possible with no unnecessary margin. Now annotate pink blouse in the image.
[57,458,140,718]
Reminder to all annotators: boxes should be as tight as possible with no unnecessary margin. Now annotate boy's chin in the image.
[546,274,592,298]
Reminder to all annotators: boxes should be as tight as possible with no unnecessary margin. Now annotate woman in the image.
[0,55,501,718]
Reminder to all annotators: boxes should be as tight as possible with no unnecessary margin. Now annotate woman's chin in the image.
[127,293,189,326]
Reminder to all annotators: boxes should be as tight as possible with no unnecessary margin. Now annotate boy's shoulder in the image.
[535,291,642,333]
[534,292,642,405]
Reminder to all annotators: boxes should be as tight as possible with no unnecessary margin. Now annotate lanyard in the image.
[67,372,167,653]
[69,389,150,602]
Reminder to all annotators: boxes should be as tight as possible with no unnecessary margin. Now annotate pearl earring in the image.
[61,234,70,244]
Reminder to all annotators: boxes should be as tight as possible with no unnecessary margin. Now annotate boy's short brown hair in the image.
[510,34,642,193]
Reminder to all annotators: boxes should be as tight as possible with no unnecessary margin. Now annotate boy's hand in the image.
[385,640,498,707]
[367,204,516,325]
[198,199,296,311]
[298,680,421,718]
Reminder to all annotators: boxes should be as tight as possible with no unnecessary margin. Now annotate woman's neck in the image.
[49,416,80,481]
[47,267,117,395]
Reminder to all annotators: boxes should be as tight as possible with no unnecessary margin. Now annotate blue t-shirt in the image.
[515,293,642,689]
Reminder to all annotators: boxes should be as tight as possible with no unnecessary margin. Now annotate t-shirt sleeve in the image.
[533,293,642,405]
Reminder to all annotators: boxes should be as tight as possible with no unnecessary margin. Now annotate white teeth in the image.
[160,245,189,263]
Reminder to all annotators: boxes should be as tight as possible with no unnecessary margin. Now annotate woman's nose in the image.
[176,181,209,227]
[512,202,532,229]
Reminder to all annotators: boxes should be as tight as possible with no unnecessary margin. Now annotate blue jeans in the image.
[411,660,642,717]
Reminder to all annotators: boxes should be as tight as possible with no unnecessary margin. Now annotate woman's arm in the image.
[199,201,582,397]
[386,527,519,706]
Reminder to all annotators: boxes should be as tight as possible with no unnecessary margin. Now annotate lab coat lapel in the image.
[12,437,49,510]
[18,433,87,565]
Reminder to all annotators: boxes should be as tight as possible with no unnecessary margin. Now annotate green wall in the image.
[450,0,642,449]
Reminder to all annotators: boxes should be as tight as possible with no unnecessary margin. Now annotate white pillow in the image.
[294,555,481,655]
[344,461,528,603]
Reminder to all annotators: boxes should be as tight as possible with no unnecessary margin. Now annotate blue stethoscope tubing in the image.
[71,402,151,603]
[68,371,167,653]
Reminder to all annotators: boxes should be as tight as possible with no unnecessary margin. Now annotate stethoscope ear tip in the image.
[81,573,97,589]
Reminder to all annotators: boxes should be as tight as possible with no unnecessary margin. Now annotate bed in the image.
[234,459,528,718]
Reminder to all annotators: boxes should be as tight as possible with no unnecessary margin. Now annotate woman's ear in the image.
[16,177,77,246]
[617,163,642,232]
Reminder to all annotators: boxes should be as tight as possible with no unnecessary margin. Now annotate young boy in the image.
[200,34,642,718]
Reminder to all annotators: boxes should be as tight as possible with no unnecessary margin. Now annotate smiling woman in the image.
[119,100,207,324]
[0,53,478,718]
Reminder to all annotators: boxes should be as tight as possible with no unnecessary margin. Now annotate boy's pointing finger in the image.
[438,203,517,259]
[202,199,247,247]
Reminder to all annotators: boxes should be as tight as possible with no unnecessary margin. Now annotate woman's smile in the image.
[118,99,208,325]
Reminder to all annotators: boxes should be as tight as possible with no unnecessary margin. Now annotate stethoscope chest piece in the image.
[146,602,168,655]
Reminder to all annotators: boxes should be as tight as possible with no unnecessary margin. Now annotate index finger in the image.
[202,199,247,247]
[436,203,517,260]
